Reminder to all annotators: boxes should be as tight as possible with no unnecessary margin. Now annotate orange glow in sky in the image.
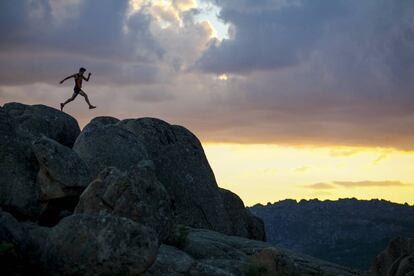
[203,143,414,206]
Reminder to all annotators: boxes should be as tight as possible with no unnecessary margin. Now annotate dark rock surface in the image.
[73,120,148,178]
[220,188,266,241]
[32,136,91,200]
[3,102,80,147]
[149,228,361,276]
[74,116,265,240]
[0,108,41,219]
[118,117,265,240]
[0,209,45,274]
[1,103,82,221]
[42,214,159,275]
[1,102,379,275]
[32,136,92,226]
[75,162,173,241]
[250,198,414,270]
[372,237,414,276]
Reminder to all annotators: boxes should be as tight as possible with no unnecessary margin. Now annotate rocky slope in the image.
[0,102,367,275]
[371,237,414,276]
[250,199,414,270]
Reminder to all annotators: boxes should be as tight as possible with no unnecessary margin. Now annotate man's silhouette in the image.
[59,67,96,111]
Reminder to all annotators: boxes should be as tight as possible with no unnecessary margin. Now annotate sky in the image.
[1,0,414,206]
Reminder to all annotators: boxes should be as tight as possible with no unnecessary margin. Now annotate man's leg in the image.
[61,93,78,110]
[79,90,96,109]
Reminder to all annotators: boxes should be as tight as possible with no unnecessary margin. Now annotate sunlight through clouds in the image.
[193,0,229,40]
[128,0,228,37]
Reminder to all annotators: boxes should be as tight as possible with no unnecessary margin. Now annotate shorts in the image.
[74,86,81,94]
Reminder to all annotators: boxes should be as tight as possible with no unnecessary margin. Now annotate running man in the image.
[59,67,96,111]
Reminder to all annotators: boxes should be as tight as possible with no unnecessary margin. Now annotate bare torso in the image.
[74,73,83,88]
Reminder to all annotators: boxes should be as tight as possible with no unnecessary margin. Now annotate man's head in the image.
[79,67,86,74]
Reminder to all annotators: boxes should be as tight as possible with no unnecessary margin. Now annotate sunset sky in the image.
[1,0,413,205]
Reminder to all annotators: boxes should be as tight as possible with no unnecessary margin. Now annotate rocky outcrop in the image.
[75,162,173,241]
[0,108,41,219]
[150,227,360,276]
[73,119,148,178]
[1,101,369,275]
[32,136,92,226]
[3,102,80,147]
[32,136,91,200]
[41,214,159,275]
[220,188,266,241]
[118,117,264,240]
[72,116,264,240]
[1,102,264,240]
[121,119,227,230]
[0,102,87,222]
[372,237,414,276]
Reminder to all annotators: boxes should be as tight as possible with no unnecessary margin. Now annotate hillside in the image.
[250,198,414,270]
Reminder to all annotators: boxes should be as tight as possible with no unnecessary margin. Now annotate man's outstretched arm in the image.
[59,74,75,84]
[83,72,92,81]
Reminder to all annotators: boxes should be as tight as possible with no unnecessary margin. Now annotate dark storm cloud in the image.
[196,0,414,105]
[184,0,414,149]
[197,0,351,73]
[198,0,414,79]
[2,0,414,150]
[0,0,163,85]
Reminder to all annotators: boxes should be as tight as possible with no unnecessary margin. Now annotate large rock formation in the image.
[372,237,414,276]
[83,117,265,240]
[0,102,371,275]
[0,103,81,221]
[3,102,80,147]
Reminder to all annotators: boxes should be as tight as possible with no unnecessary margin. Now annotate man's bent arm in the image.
[83,73,91,81]
[60,74,75,84]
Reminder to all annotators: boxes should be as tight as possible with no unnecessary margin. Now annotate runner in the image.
[59,67,96,111]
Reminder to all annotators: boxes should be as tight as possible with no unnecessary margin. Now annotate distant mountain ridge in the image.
[250,198,414,270]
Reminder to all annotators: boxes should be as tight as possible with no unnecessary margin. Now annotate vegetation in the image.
[245,262,268,276]
[165,224,189,249]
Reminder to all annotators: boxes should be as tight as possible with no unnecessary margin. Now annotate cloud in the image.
[304,180,411,190]
[304,182,336,190]
[191,0,414,149]
[0,0,164,85]
[295,166,310,173]
[330,149,361,157]
[333,180,410,188]
[1,1,414,150]
[197,0,351,73]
